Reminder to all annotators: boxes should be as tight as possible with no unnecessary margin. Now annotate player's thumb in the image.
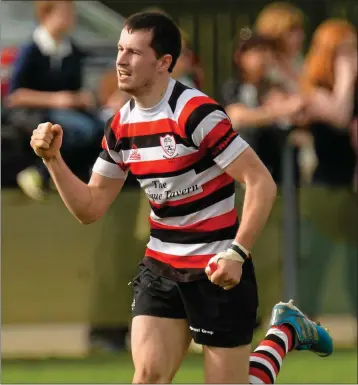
[51,124,63,136]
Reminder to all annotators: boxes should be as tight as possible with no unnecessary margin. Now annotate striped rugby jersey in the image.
[93,78,249,276]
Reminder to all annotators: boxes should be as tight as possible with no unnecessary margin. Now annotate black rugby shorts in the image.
[131,259,258,348]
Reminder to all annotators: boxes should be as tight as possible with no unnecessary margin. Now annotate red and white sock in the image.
[249,325,294,384]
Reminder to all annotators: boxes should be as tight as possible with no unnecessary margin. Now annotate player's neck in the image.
[134,76,170,109]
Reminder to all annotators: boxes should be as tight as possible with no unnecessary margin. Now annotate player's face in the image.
[116,28,163,95]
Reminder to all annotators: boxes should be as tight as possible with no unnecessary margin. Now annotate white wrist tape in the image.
[208,249,245,267]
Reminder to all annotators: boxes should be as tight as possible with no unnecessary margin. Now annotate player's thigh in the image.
[131,315,192,383]
[204,343,252,384]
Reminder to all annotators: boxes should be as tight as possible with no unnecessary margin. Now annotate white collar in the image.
[33,26,72,58]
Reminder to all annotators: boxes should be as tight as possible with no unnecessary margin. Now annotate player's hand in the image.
[30,122,63,160]
[205,250,244,290]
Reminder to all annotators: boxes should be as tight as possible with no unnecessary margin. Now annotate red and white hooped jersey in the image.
[93,78,249,270]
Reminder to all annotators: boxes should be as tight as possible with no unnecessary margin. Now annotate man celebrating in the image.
[30,11,333,384]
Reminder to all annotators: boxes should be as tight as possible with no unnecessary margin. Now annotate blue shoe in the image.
[270,299,333,357]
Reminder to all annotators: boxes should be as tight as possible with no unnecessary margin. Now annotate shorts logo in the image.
[131,297,136,310]
[189,326,214,335]
[160,134,177,158]
[129,144,141,161]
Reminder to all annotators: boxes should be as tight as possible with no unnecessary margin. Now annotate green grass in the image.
[2,350,357,384]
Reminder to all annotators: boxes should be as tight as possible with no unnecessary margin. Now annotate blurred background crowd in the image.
[1,0,357,379]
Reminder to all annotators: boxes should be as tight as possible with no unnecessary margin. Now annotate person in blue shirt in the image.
[6,0,101,200]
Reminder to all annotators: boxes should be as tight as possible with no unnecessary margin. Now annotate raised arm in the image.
[30,117,127,224]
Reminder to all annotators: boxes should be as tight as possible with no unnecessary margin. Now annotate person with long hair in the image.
[301,19,357,186]
[298,19,357,318]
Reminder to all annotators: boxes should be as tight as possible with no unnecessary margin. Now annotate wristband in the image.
[230,242,251,261]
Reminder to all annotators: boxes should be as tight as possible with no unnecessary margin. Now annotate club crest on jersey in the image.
[160,134,177,158]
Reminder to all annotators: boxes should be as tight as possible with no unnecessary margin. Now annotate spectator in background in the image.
[254,2,315,184]
[222,32,304,184]
[5,0,102,200]
[255,2,305,92]
[171,31,197,88]
[298,19,357,318]
[300,19,357,187]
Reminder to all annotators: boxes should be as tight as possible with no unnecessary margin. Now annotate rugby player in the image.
[30,11,333,384]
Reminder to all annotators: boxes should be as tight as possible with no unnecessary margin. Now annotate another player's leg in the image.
[131,316,191,383]
[249,299,334,384]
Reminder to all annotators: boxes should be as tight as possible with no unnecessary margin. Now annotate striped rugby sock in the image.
[249,325,294,384]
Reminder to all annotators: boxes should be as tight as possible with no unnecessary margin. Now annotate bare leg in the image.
[204,344,251,384]
[131,315,192,384]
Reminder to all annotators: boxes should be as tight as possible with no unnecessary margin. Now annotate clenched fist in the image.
[30,122,63,161]
[205,248,245,290]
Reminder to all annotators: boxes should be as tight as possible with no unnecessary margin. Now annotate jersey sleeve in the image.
[185,103,249,169]
[92,114,128,179]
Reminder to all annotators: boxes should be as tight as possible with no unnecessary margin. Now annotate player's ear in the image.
[158,54,172,73]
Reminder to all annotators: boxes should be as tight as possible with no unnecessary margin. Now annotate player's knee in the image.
[133,366,170,384]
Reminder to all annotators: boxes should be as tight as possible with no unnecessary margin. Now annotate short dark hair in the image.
[125,11,182,73]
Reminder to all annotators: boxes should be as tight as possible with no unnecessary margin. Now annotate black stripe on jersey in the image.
[249,362,275,384]
[150,181,235,218]
[209,128,238,158]
[99,149,116,164]
[132,153,215,180]
[150,221,238,244]
[121,133,192,150]
[168,81,191,113]
[185,104,227,148]
[104,115,117,150]
[129,98,135,111]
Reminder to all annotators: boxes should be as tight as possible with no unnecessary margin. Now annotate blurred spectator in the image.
[298,19,357,317]
[5,0,102,200]
[300,19,357,186]
[221,32,304,184]
[255,2,315,183]
[255,2,305,91]
[351,118,358,191]
[171,31,197,88]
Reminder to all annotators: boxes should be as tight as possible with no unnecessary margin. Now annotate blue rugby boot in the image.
[270,299,333,357]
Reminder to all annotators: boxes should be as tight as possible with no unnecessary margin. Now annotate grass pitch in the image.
[1,350,357,383]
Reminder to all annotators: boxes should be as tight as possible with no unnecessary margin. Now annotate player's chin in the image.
[117,82,135,93]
